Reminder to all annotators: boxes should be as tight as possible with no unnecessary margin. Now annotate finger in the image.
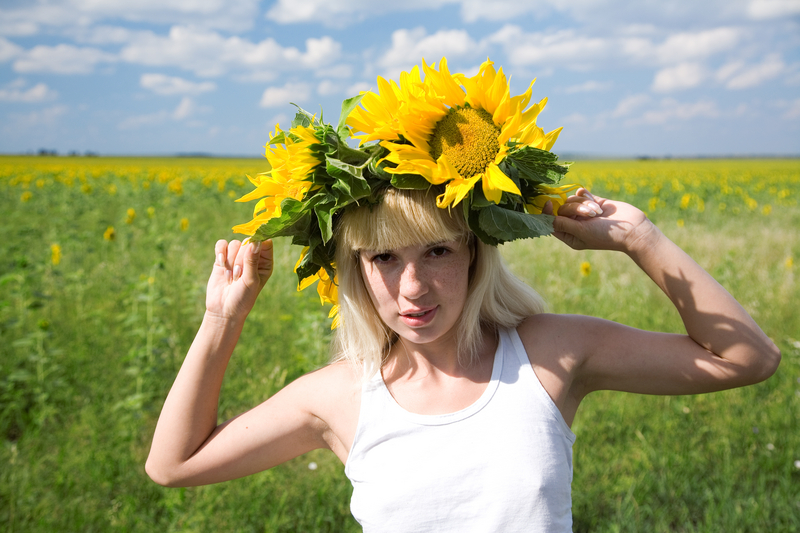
[215,239,228,268]
[225,240,242,283]
[542,200,554,216]
[242,239,274,287]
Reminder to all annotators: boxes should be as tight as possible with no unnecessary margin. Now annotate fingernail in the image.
[217,253,224,267]
[252,241,262,255]
[233,264,241,281]
[578,205,590,215]
[225,269,232,283]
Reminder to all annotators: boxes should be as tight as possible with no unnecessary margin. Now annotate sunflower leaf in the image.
[467,208,501,246]
[290,104,319,128]
[503,147,572,185]
[314,202,335,243]
[337,94,365,138]
[390,173,431,190]
[251,198,311,241]
[478,204,555,242]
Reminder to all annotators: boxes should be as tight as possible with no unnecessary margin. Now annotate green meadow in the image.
[1,156,798,532]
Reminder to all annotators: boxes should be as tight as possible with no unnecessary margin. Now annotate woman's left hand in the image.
[543,188,656,254]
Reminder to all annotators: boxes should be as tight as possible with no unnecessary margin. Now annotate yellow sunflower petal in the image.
[482,164,521,204]
[436,173,482,208]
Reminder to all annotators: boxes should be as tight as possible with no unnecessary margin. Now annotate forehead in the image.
[336,189,469,253]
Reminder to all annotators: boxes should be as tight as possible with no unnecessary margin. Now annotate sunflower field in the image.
[1,155,799,532]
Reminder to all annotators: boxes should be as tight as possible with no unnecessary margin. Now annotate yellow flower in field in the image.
[20,191,32,202]
[168,178,183,195]
[81,183,92,194]
[126,208,136,224]
[787,256,794,270]
[677,219,685,228]
[762,204,772,215]
[180,218,189,231]
[347,58,563,207]
[580,261,591,277]
[680,193,691,210]
[104,226,116,241]
[147,206,155,218]
[51,244,61,266]
[36,179,45,188]
[233,124,322,236]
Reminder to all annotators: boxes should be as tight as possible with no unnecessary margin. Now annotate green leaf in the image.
[503,147,572,185]
[314,203,335,243]
[290,104,319,128]
[466,208,501,246]
[390,173,431,190]
[326,157,372,203]
[250,198,311,241]
[477,204,555,242]
[267,131,286,146]
[337,94,364,138]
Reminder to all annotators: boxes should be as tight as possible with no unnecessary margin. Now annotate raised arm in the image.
[145,240,330,487]
[543,190,781,397]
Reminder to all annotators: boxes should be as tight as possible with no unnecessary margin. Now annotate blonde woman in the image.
[146,186,779,532]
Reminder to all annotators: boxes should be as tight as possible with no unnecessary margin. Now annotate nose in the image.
[399,261,428,299]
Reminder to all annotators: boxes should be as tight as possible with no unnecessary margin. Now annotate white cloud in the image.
[118,96,206,129]
[11,104,69,127]
[172,97,196,120]
[564,80,612,93]
[612,94,651,117]
[747,0,800,19]
[118,110,170,130]
[652,63,707,92]
[0,37,23,62]
[655,27,741,64]
[488,25,610,67]
[121,27,341,77]
[783,98,800,119]
[0,80,58,103]
[14,44,115,74]
[634,98,719,125]
[260,82,311,108]
[140,73,216,95]
[317,80,340,96]
[717,54,785,89]
[346,81,374,97]
[0,0,260,34]
[458,0,545,22]
[379,27,479,75]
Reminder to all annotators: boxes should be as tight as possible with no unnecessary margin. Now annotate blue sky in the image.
[1,0,798,157]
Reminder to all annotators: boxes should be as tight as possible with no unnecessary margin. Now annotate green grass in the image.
[1,157,798,532]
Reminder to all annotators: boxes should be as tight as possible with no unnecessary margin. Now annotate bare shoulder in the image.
[515,314,602,424]
[517,313,599,358]
[284,360,363,462]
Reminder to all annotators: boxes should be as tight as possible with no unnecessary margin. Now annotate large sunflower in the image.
[347,58,564,209]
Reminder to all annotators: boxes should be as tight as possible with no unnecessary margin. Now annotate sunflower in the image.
[231,124,321,236]
[347,58,564,208]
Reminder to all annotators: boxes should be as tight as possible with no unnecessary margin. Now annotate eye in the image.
[428,246,451,257]
[371,252,393,263]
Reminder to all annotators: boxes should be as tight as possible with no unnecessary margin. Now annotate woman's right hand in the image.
[205,239,274,322]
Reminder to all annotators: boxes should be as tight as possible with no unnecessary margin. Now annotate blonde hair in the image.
[332,188,546,378]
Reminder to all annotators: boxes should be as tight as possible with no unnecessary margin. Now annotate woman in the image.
[146,185,780,532]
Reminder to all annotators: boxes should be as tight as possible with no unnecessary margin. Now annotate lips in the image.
[399,306,438,326]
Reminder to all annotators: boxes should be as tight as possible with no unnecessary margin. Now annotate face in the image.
[359,239,472,349]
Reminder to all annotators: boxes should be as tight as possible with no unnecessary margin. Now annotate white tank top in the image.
[345,327,576,532]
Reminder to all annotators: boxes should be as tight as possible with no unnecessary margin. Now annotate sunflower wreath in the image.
[233,58,577,324]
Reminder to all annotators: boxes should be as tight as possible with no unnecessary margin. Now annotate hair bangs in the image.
[337,188,469,253]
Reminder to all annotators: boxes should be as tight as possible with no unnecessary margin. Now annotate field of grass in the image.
[1,155,798,532]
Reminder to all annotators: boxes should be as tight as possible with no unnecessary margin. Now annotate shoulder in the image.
[283,360,363,460]
[516,313,601,353]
